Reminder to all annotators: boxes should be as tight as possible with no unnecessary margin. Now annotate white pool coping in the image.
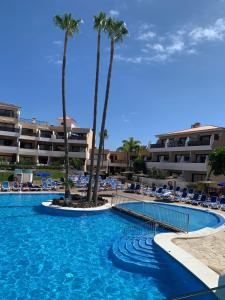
[42,201,111,212]
[154,203,225,292]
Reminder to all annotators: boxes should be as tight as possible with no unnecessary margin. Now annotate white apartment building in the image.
[147,123,225,182]
[0,102,93,170]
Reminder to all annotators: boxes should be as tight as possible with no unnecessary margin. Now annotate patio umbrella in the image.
[35,172,52,177]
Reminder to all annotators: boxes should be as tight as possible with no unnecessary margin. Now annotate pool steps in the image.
[110,234,175,274]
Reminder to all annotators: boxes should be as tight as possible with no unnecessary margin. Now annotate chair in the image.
[188,193,199,204]
[135,184,141,194]
[12,181,20,191]
[176,191,188,202]
[42,180,51,191]
[219,197,225,210]
[155,187,163,198]
[21,183,30,191]
[192,194,207,206]
[1,181,10,191]
[207,196,219,209]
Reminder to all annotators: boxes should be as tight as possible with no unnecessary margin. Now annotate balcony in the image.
[68,134,86,140]
[0,125,19,133]
[0,145,18,154]
[168,141,186,147]
[188,140,210,146]
[146,161,207,172]
[40,132,52,138]
[19,147,37,155]
[21,130,37,137]
[20,118,48,126]
[150,143,165,149]
[0,110,17,118]
[56,135,64,140]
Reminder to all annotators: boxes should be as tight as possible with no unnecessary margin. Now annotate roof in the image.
[0,102,20,109]
[156,125,225,138]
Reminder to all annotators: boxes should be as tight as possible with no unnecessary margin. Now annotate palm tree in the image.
[101,129,109,168]
[87,12,107,203]
[117,137,141,169]
[54,13,81,202]
[93,18,128,203]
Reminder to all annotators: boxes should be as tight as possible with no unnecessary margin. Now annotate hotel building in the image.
[147,123,225,182]
[0,102,93,170]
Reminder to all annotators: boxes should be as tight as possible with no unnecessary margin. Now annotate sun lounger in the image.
[219,197,225,210]
[206,196,219,209]
[176,192,188,202]
[1,181,10,191]
[12,181,20,191]
[21,183,30,191]
[192,194,207,206]
[42,181,51,191]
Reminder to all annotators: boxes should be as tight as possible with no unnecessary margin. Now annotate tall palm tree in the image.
[93,18,128,203]
[101,129,108,168]
[87,12,107,203]
[54,13,81,202]
[117,137,141,168]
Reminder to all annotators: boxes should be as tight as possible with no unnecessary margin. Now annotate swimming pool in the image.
[0,194,217,299]
[117,201,221,231]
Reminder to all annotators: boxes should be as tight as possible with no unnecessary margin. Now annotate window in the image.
[214,134,219,140]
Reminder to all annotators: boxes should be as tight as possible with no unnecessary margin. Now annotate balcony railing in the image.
[68,135,86,140]
[110,160,127,164]
[188,140,210,146]
[20,146,35,150]
[56,135,64,139]
[0,126,19,133]
[39,146,52,151]
[21,131,37,137]
[0,111,17,118]
[40,133,52,138]
[150,143,165,148]
[168,141,186,147]
[20,118,48,125]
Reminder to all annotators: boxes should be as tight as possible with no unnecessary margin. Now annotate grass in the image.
[0,169,65,183]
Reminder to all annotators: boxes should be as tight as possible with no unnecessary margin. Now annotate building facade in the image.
[147,123,225,182]
[0,102,93,170]
[86,149,128,174]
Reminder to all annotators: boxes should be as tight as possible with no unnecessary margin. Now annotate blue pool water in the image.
[0,194,217,299]
[117,202,220,231]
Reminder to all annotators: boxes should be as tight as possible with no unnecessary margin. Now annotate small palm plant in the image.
[54,13,81,202]
[93,18,128,203]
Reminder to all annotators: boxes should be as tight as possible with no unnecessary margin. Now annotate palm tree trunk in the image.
[102,141,104,169]
[62,30,70,202]
[93,39,115,203]
[87,29,101,203]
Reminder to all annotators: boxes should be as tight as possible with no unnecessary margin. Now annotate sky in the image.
[1,0,225,149]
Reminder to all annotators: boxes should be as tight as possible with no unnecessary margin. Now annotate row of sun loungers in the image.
[125,183,225,211]
[1,179,62,192]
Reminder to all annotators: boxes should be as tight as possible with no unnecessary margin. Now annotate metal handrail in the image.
[123,219,158,238]
[169,284,225,299]
[112,194,189,233]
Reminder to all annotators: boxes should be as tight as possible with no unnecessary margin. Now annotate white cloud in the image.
[116,18,225,65]
[137,23,156,41]
[115,54,143,64]
[189,18,225,43]
[109,10,120,17]
[46,55,62,65]
[137,31,156,41]
[52,40,62,45]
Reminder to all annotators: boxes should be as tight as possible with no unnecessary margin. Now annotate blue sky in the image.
[1,0,225,149]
